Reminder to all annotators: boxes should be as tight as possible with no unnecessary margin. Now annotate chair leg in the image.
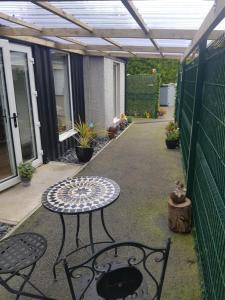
[0,266,56,300]
[16,263,36,300]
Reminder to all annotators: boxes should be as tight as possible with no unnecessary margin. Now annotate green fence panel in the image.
[126,74,160,118]
[178,35,225,299]
[179,59,198,171]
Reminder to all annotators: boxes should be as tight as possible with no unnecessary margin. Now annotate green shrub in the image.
[18,162,35,180]
[166,128,180,141]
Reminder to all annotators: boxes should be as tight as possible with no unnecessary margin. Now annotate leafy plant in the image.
[18,162,35,180]
[127,116,133,123]
[166,128,180,141]
[144,111,151,118]
[127,57,178,84]
[170,181,187,204]
[165,121,178,133]
[107,126,117,139]
[74,118,95,148]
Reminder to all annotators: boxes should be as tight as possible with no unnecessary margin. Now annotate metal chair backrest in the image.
[64,239,171,300]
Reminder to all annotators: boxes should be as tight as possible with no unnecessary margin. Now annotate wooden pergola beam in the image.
[60,43,185,53]
[86,50,181,59]
[32,1,135,56]
[32,1,93,32]
[0,11,88,51]
[0,12,41,31]
[0,27,223,40]
[121,0,163,57]
[183,0,225,61]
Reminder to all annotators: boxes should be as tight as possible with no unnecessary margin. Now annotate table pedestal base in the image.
[53,208,115,280]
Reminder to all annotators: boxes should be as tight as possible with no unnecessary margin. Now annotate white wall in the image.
[83,56,125,129]
[103,58,125,128]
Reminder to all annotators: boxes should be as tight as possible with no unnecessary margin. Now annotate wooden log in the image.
[168,197,192,233]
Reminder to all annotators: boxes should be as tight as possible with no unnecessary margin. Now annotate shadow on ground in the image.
[0,122,201,300]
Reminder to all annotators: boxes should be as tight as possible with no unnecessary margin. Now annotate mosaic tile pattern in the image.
[42,176,120,214]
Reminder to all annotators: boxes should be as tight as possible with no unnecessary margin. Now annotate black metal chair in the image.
[64,239,171,300]
[0,232,55,300]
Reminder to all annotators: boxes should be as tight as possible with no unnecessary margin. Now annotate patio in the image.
[0,121,200,299]
[1,0,225,299]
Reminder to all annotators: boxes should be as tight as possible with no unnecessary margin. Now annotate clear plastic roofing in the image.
[0,0,223,60]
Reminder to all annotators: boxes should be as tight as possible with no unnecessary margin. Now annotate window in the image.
[51,50,73,138]
[113,62,120,117]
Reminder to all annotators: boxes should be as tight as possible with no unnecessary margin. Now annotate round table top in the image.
[42,176,120,214]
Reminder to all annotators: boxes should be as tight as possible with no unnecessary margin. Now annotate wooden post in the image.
[168,198,192,233]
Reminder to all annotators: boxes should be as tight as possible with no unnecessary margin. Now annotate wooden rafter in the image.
[121,0,163,57]
[0,27,223,41]
[32,0,136,56]
[32,1,93,32]
[59,43,185,54]
[0,11,88,52]
[86,50,181,59]
[183,0,225,61]
[0,11,41,31]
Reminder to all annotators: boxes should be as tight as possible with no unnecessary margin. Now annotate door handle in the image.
[9,113,18,128]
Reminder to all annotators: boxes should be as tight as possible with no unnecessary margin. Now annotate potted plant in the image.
[127,116,133,124]
[18,162,35,186]
[74,119,95,163]
[168,181,192,233]
[107,126,117,139]
[165,121,180,149]
[170,181,186,204]
[120,113,128,127]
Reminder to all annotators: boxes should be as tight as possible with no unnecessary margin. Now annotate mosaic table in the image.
[42,176,120,279]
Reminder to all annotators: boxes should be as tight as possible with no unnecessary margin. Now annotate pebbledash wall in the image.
[83,56,125,129]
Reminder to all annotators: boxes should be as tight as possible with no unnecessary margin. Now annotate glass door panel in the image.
[0,49,16,182]
[10,51,37,162]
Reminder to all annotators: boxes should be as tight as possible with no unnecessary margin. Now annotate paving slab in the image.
[0,162,82,224]
[0,122,201,300]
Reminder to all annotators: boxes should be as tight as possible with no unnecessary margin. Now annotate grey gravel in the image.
[0,223,14,239]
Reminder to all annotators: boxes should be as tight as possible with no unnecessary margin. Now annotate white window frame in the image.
[51,51,76,142]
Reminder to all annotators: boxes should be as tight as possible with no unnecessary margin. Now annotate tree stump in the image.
[168,197,192,233]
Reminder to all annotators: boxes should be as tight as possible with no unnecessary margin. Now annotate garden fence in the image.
[176,35,225,299]
[126,74,160,118]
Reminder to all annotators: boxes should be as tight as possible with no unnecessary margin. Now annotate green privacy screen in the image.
[177,36,225,299]
[126,74,160,118]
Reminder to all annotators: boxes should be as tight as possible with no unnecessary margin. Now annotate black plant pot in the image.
[75,146,94,163]
[165,139,179,149]
[21,177,31,187]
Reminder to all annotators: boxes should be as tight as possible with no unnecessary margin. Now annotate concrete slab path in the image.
[0,122,201,300]
[0,162,82,224]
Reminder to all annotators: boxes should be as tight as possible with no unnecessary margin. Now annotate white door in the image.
[0,40,42,191]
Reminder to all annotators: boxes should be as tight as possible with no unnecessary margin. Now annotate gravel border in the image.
[58,127,130,164]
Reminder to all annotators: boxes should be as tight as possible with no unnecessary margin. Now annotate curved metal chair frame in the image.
[0,232,55,300]
[64,239,171,300]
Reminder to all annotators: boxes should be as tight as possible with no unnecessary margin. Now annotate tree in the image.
[127,58,179,84]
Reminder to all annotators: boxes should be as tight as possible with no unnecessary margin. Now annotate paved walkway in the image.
[0,162,82,224]
[0,122,201,300]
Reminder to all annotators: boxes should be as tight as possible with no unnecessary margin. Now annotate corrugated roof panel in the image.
[133,0,214,30]
[0,1,78,28]
[51,1,138,29]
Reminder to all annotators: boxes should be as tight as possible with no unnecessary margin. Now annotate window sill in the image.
[59,129,77,142]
